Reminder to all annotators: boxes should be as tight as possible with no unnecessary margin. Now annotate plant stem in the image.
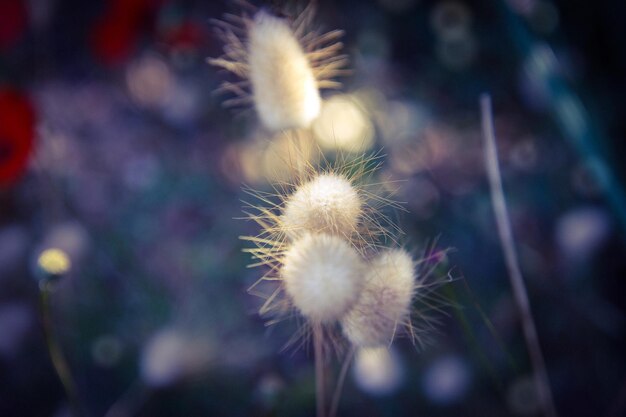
[104,379,149,417]
[480,94,558,417]
[40,285,81,417]
[313,323,326,417]
[329,346,354,417]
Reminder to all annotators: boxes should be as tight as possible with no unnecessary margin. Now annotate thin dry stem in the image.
[480,94,558,417]
[329,346,355,417]
[313,323,326,417]
[40,286,81,417]
[104,380,150,417]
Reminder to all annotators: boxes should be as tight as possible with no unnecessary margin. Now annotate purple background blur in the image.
[0,0,625,416]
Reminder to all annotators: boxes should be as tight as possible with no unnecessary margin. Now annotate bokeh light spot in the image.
[313,95,374,153]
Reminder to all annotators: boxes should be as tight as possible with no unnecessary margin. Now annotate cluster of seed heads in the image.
[284,209,419,350]
[244,164,431,350]
[211,1,447,351]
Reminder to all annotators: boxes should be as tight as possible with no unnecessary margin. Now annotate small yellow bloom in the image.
[38,248,71,275]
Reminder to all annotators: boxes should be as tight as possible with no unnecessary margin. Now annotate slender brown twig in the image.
[480,94,558,417]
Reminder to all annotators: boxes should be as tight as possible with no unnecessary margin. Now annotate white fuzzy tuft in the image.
[281,173,362,240]
[282,233,364,323]
[248,11,322,131]
[342,249,415,348]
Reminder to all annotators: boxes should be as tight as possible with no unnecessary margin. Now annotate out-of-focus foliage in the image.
[0,0,624,416]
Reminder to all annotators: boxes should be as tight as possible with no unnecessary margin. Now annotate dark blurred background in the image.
[0,0,625,416]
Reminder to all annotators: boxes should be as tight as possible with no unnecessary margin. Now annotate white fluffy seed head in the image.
[248,10,322,131]
[282,173,362,240]
[342,249,415,348]
[282,233,364,323]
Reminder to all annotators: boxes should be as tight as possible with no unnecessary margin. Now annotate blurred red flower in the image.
[0,88,35,186]
[91,0,160,66]
[161,20,205,50]
[0,0,28,50]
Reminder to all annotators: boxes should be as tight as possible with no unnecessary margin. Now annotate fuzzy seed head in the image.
[248,11,321,131]
[342,249,415,348]
[282,233,364,323]
[282,173,362,240]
